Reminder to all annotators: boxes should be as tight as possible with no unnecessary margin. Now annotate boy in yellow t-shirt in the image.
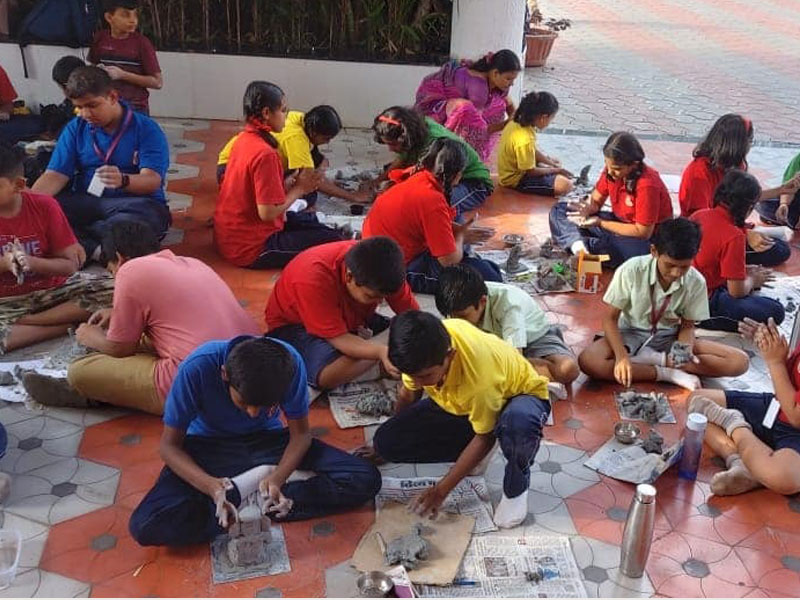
[370,311,550,529]
[497,91,573,197]
[216,106,371,204]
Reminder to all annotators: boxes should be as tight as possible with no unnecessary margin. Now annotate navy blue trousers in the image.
[699,286,785,332]
[406,250,502,294]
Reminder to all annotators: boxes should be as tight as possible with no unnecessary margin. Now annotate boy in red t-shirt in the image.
[549,132,672,268]
[688,316,800,497]
[88,0,162,114]
[0,145,113,353]
[266,237,418,389]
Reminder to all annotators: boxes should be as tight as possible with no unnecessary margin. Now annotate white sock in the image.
[631,346,666,366]
[494,490,529,529]
[570,240,588,255]
[654,366,700,390]
[547,381,568,401]
[232,464,276,500]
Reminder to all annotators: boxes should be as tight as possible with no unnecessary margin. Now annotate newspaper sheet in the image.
[584,436,682,484]
[378,476,497,534]
[328,380,396,428]
[418,535,587,598]
[0,359,66,403]
[477,250,574,295]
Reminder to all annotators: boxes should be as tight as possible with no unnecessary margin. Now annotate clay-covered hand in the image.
[211,477,238,529]
[613,356,634,388]
[748,265,774,289]
[410,485,446,519]
[776,203,791,224]
[87,308,113,328]
[567,213,599,228]
[738,317,763,342]
[756,317,789,365]
[746,230,775,253]
[667,341,700,369]
[350,188,373,204]
[259,477,293,519]
[74,322,104,347]
[95,165,124,189]
[378,346,400,380]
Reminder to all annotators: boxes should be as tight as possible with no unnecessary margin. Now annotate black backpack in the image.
[18,0,100,76]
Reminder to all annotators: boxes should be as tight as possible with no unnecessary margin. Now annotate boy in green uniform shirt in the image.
[579,217,749,390]
[369,312,550,529]
[755,152,800,229]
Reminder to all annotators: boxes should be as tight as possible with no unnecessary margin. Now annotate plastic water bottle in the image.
[678,413,708,480]
[620,484,657,578]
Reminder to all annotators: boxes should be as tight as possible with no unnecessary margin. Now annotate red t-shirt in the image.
[362,169,457,263]
[782,349,800,424]
[679,157,725,216]
[595,164,672,225]
[690,205,746,293]
[265,240,419,338]
[88,30,160,112]
[214,126,286,267]
[0,192,78,297]
[0,66,17,105]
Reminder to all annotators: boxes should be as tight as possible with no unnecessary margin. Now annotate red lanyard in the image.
[91,107,134,165]
[649,283,672,334]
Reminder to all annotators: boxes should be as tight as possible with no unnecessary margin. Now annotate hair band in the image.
[378,115,402,127]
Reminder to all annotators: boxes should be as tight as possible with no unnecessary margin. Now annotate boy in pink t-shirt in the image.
[22,220,260,415]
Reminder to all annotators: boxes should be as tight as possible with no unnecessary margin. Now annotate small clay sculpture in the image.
[535,261,576,291]
[525,567,545,584]
[0,371,15,386]
[575,164,592,187]
[505,243,526,274]
[355,394,394,417]
[226,497,273,567]
[618,390,669,424]
[640,429,664,455]
[668,342,693,368]
[385,523,430,570]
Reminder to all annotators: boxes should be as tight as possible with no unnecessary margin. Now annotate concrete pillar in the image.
[449,0,527,103]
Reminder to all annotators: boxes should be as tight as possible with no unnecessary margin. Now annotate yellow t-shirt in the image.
[401,319,549,435]
[497,120,537,188]
[217,133,240,166]
[274,111,315,171]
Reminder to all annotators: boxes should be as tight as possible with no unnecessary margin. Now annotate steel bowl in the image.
[356,571,394,598]
[614,421,641,445]
[502,233,524,247]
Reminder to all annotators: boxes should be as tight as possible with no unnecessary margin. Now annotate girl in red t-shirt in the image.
[687,316,800,498]
[548,131,672,268]
[362,139,501,294]
[214,81,344,269]
[679,114,800,267]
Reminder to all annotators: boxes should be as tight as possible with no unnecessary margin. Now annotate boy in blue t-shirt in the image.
[31,66,170,260]
[129,335,381,547]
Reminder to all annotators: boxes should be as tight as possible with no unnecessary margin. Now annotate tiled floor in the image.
[1,118,799,598]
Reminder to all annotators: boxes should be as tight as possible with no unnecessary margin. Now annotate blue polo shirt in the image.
[48,103,169,203]
[163,336,309,437]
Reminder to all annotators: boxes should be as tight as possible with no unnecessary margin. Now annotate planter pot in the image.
[525,27,558,67]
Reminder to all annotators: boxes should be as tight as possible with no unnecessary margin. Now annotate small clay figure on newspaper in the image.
[355,393,394,418]
[640,429,664,455]
[383,524,430,570]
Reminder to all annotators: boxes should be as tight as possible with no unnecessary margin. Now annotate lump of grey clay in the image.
[0,371,15,386]
[505,243,525,274]
[227,534,268,567]
[355,394,394,417]
[619,391,668,424]
[640,430,664,454]
[385,523,430,570]
[668,342,693,368]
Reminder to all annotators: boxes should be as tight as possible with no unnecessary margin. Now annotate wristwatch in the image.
[121,174,130,189]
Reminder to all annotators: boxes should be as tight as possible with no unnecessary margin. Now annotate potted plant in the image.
[524,4,570,68]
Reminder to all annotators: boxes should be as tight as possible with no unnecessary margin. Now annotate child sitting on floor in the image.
[687,317,800,497]
[756,151,800,230]
[369,311,551,528]
[579,217,749,391]
[497,91,573,197]
[214,81,344,269]
[549,131,672,268]
[435,264,579,391]
[691,170,785,332]
[265,237,418,390]
[362,138,501,294]
[0,144,112,354]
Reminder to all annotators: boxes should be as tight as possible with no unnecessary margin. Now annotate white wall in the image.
[450,0,527,103]
[0,42,437,127]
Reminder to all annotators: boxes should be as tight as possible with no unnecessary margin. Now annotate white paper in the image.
[378,476,497,534]
[0,359,65,403]
[477,250,574,295]
[87,171,106,197]
[418,535,587,598]
[762,398,780,429]
[584,436,682,484]
[328,380,396,428]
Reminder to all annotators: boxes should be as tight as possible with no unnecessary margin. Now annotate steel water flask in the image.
[620,483,657,578]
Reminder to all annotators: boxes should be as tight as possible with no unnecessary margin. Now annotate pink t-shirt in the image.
[106,250,260,400]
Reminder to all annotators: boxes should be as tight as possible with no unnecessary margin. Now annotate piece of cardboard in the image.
[351,501,475,586]
[576,252,609,294]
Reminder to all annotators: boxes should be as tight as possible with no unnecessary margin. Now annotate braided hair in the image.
[603,131,646,194]
[372,106,429,157]
[243,80,284,149]
[419,138,467,204]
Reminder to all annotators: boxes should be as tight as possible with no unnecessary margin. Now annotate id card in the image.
[87,172,106,197]
[762,397,780,429]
